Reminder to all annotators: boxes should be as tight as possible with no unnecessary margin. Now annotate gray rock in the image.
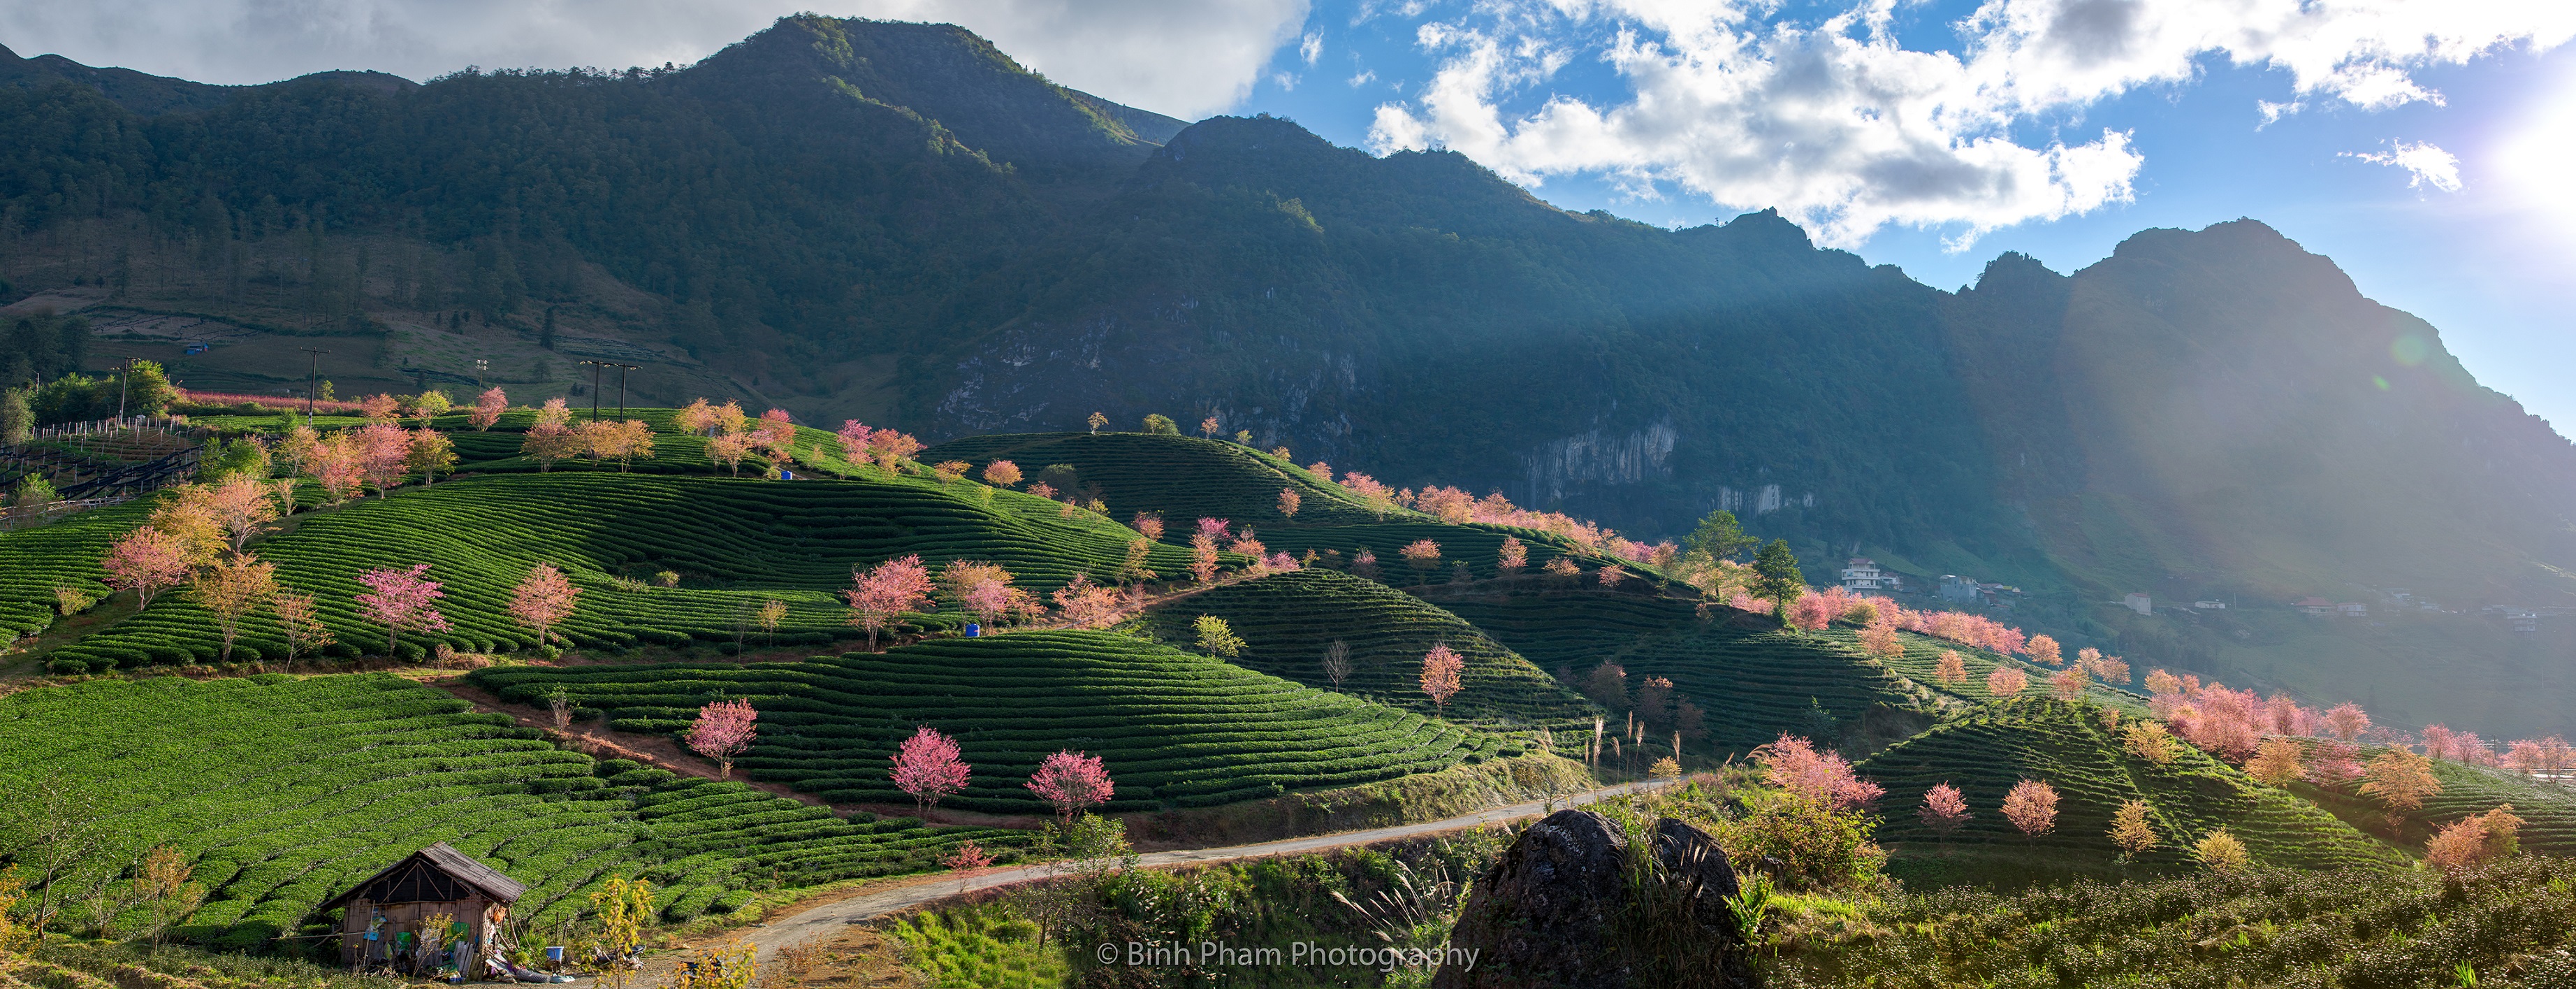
[1432,809,1756,988]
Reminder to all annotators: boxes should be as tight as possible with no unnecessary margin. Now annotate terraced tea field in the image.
[1861,699,2401,869]
[1432,589,1934,755]
[1137,569,1594,728]
[38,472,1196,670]
[2294,752,2576,856]
[0,497,159,641]
[471,630,1517,814]
[923,432,1390,527]
[0,674,1019,944]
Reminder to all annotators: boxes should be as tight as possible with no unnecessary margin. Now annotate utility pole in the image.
[613,363,639,420]
[299,348,326,425]
[113,356,136,426]
[578,360,605,421]
[474,359,488,388]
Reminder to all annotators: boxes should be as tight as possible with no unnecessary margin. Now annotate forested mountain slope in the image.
[1,15,2573,730]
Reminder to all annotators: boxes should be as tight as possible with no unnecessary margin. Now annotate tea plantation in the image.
[38,471,1199,670]
[2294,751,2576,856]
[470,630,1515,814]
[1136,569,1594,728]
[922,432,1389,527]
[0,674,1020,943]
[1859,698,2402,870]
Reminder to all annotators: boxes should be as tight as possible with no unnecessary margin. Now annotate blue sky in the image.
[6,0,2570,427]
[1223,0,2576,431]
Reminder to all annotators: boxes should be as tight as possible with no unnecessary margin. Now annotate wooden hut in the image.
[321,842,527,968]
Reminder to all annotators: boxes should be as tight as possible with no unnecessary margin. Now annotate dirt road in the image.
[740,777,1678,958]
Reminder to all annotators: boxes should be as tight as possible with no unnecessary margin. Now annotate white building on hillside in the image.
[1840,558,1901,595]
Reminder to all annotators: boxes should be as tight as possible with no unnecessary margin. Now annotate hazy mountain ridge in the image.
[2,16,2573,726]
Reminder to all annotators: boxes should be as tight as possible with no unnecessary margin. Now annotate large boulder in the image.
[1432,809,1757,988]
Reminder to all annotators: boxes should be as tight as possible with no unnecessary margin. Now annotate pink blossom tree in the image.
[1497,537,1527,577]
[686,698,759,779]
[1277,488,1301,519]
[1131,512,1165,542]
[2002,779,2059,842]
[1986,665,2028,698]
[1026,749,1114,823]
[356,423,412,497]
[2323,702,2371,742]
[355,563,452,658]
[470,387,508,431]
[1750,733,1885,810]
[1919,782,1971,845]
[847,554,935,650]
[891,725,972,814]
[508,562,581,650]
[103,527,194,610]
[982,460,1022,489]
[836,420,874,465]
[1050,573,1121,629]
[941,561,1017,628]
[1420,642,1464,715]
[677,398,720,435]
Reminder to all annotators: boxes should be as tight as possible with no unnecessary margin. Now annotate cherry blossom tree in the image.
[1027,482,1058,501]
[1986,665,2028,699]
[686,699,758,779]
[866,429,922,472]
[2426,806,2526,876]
[2049,665,2090,700]
[1277,488,1301,519]
[2002,779,2058,842]
[2025,635,2062,667]
[1934,650,1967,686]
[836,419,873,464]
[470,387,508,431]
[1398,539,1441,584]
[753,408,798,461]
[1086,411,1108,434]
[1497,537,1527,577]
[1051,573,1121,629]
[2145,669,2184,698]
[356,423,412,497]
[190,554,277,663]
[931,460,970,483]
[1188,533,1220,584]
[521,405,581,473]
[1026,749,1114,823]
[1198,415,1220,438]
[356,563,451,659]
[941,561,1017,628]
[274,424,319,477]
[982,460,1022,488]
[891,725,972,814]
[1353,547,1382,581]
[1420,642,1464,715]
[509,563,581,650]
[1598,564,1630,589]
[208,473,279,553]
[103,528,192,610]
[847,554,935,650]
[2318,700,2370,742]
[1751,733,1885,810]
[677,398,720,435]
[1919,782,1970,844]
[360,393,401,421]
[1305,461,1332,482]
[708,433,752,477]
[1131,512,1165,542]
[272,590,333,668]
[1859,621,1902,660]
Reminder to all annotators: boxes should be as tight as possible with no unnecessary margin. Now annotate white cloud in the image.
[1369,0,2575,245]
[0,0,1311,119]
[2346,140,2464,192]
[1300,29,1323,65]
[1350,68,1378,86]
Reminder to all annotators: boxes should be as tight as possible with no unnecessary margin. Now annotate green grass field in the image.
[1860,698,2401,871]
[29,470,1198,670]
[0,674,1019,945]
[470,630,1519,815]
[1135,568,1594,729]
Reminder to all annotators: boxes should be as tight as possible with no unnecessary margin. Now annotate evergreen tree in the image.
[1752,538,1805,624]
[541,306,558,350]
[1687,510,1757,561]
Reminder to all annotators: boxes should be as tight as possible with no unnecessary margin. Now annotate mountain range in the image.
[1,15,2572,733]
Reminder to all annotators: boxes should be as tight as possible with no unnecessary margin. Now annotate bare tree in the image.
[1322,640,1353,690]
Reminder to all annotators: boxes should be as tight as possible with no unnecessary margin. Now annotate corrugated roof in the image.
[318,842,528,911]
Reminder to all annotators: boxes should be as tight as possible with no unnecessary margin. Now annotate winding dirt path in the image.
[737,777,1679,960]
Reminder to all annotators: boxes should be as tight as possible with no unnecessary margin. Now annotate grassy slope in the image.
[1135,568,1594,730]
[33,466,1198,668]
[1860,698,2401,872]
[0,674,1017,943]
[470,630,1519,815]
